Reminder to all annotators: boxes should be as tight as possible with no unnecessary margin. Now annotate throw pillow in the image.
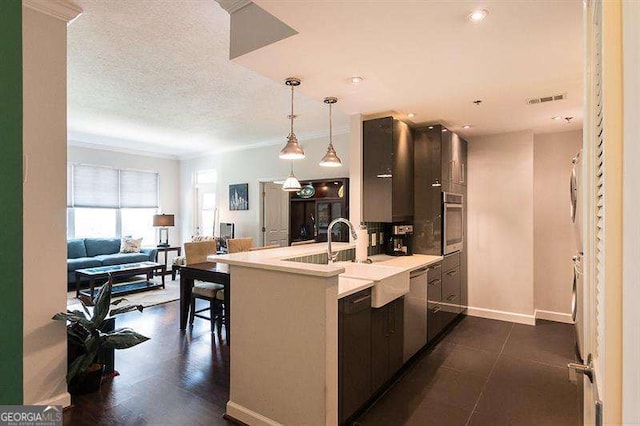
[120,237,143,253]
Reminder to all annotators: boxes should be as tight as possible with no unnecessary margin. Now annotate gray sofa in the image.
[67,238,158,288]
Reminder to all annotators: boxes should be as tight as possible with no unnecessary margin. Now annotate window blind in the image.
[69,165,159,209]
[120,170,159,208]
[71,164,119,208]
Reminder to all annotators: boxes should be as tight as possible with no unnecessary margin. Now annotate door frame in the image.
[622,0,640,423]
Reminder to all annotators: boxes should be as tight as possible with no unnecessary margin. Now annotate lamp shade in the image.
[282,173,302,192]
[279,133,305,160]
[319,144,342,167]
[153,214,175,227]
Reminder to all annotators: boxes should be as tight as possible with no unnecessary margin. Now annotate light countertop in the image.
[368,254,443,272]
[209,242,355,277]
[210,244,443,298]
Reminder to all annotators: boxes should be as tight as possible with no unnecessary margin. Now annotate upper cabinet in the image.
[441,128,467,187]
[363,117,414,223]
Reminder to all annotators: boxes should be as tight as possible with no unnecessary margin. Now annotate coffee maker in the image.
[386,224,414,256]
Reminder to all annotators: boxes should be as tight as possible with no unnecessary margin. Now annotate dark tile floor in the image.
[356,316,582,426]
[64,302,580,426]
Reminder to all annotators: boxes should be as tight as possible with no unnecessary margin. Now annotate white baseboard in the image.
[226,401,282,426]
[466,306,536,326]
[34,391,71,408]
[534,309,574,324]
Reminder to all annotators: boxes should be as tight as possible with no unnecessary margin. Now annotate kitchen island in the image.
[210,243,441,426]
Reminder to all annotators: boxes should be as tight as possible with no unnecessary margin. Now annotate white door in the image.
[262,182,289,247]
[569,1,623,424]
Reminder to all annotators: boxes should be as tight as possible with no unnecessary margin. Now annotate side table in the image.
[156,246,182,278]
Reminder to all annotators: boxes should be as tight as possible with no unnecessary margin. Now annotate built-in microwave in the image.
[443,192,464,254]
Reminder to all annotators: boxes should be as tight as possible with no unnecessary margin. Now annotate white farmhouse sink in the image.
[337,262,410,308]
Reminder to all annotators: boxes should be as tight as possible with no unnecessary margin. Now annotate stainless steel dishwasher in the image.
[403,267,429,362]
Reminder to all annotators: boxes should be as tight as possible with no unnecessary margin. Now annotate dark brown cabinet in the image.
[414,124,467,318]
[289,178,349,244]
[426,254,461,344]
[339,289,372,424]
[371,297,404,392]
[363,117,414,223]
[426,262,444,343]
[413,126,444,255]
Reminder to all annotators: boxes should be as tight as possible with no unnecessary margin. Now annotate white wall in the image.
[467,131,535,323]
[467,129,582,325]
[533,130,582,317]
[22,5,70,406]
[179,133,349,244]
[67,145,182,247]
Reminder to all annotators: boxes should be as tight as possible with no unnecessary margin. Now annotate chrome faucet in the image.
[327,218,358,263]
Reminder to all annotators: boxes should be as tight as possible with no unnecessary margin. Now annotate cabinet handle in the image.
[432,305,442,313]
[447,270,458,276]
[461,163,465,184]
[449,160,454,181]
[427,264,441,270]
[428,279,441,286]
[350,295,371,305]
[446,294,457,302]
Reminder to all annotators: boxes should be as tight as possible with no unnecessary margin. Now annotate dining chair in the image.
[227,237,254,253]
[184,241,224,334]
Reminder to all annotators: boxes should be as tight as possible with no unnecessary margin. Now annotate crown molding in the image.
[23,0,83,24]
[68,139,181,161]
[215,0,252,14]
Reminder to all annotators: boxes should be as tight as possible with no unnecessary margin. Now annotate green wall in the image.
[0,0,23,405]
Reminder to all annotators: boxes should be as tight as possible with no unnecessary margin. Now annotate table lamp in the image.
[153,213,174,247]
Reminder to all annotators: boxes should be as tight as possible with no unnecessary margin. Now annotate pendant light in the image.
[282,161,302,192]
[319,97,342,167]
[279,77,305,160]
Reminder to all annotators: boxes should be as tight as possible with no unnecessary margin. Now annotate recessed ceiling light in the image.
[462,125,472,129]
[428,126,434,130]
[442,128,448,133]
[350,76,364,84]
[552,116,563,120]
[408,113,416,118]
[468,9,488,23]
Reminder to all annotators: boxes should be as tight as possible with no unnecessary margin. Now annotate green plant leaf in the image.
[91,282,112,327]
[52,311,94,329]
[110,298,128,306]
[109,304,144,316]
[101,328,150,349]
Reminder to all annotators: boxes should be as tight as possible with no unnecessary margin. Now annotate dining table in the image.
[179,262,231,343]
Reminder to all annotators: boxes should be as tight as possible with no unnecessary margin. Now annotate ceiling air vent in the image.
[526,93,567,105]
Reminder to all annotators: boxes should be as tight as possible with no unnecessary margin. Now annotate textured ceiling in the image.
[237,0,583,137]
[67,0,348,158]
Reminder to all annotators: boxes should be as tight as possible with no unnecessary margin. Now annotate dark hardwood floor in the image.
[63,300,233,426]
[356,316,581,426]
[64,302,580,426]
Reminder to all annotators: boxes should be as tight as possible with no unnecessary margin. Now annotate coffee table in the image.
[75,261,165,298]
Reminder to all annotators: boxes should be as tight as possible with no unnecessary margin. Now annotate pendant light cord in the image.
[290,85,294,136]
[329,101,333,147]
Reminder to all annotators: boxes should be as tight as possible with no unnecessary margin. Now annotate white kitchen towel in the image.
[355,229,368,261]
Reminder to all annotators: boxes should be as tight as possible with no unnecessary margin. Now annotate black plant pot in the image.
[69,364,104,395]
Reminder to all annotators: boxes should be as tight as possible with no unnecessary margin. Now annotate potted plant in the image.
[53,275,150,394]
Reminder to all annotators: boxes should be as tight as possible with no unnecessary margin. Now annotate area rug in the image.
[66,276,180,309]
